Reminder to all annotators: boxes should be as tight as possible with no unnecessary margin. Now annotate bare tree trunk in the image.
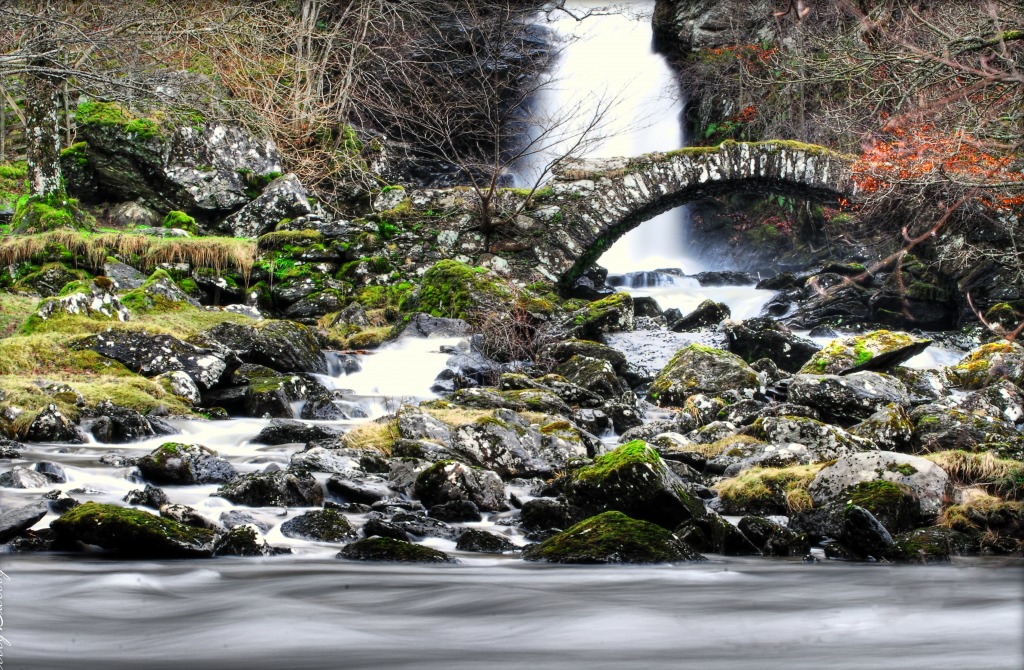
[24,22,64,199]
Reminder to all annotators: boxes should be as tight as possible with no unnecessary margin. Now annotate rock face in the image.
[50,502,214,558]
[652,0,774,53]
[809,452,950,518]
[787,372,911,423]
[137,442,237,485]
[563,440,705,529]
[522,511,704,564]
[648,344,759,407]
[72,102,282,217]
[206,320,327,374]
[80,330,236,390]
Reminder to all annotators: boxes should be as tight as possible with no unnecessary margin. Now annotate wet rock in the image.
[390,511,462,541]
[338,536,456,563]
[137,442,237,485]
[841,504,894,559]
[540,339,634,381]
[244,375,308,418]
[523,511,704,564]
[0,437,24,459]
[50,502,215,558]
[214,469,323,507]
[325,474,391,505]
[563,440,706,529]
[390,439,454,462]
[80,330,236,390]
[123,484,171,510]
[397,313,471,339]
[0,467,52,489]
[33,461,66,483]
[23,404,86,444]
[648,344,759,407]
[723,317,820,373]
[669,299,731,331]
[886,527,975,563]
[219,511,270,534]
[676,510,760,556]
[160,503,218,530]
[280,509,357,542]
[809,452,950,519]
[519,497,584,533]
[798,330,931,376]
[362,517,410,542]
[212,524,276,557]
[252,419,343,445]
[89,399,177,443]
[156,371,202,406]
[737,515,809,557]
[414,461,508,512]
[787,372,911,423]
[455,528,518,553]
[0,502,48,543]
[909,403,1024,454]
[428,499,482,522]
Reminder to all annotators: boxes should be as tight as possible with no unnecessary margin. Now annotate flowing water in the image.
[1,3,1022,668]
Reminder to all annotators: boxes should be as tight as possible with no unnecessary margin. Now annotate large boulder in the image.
[753,415,872,461]
[555,355,630,400]
[787,372,911,423]
[34,283,130,324]
[563,440,706,529]
[563,292,635,340]
[0,502,48,543]
[723,317,820,373]
[413,461,508,512]
[136,442,237,485]
[647,344,759,407]
[669,299,730,331]
[0,467,53,489]
[72,100,282,216]
[23,404,86,444]
[798,330,931,376]
[78,330,237,390]
[206,320,327,374]
[89,399,177,443]
[522,511,704,564]
[214,469,323,507]
[50,502,214,558]
[809,452,950,518]
[220,174,312,238]
[244,375,308,418]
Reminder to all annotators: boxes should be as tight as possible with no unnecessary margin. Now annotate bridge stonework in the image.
[523,141,855,287]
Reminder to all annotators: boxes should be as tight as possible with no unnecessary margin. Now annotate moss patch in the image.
[522,511,703,563]
[714,463,824,515]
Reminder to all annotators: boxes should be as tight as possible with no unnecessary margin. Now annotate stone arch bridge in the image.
[516,140,856,287]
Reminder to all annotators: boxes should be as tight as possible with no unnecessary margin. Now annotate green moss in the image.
[236,169,283,198]
[714,464,824,515]
[257,229,323,251]
[407,259,508,321]
[522,511,701,564]
[50,501,214,556]
[76,100,132,127]
[162,210,197,234]
[338,536,454,563]
[573,440,661,482]
[59,142,90,168]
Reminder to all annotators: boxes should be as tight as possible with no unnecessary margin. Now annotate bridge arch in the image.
[532,141,856,288]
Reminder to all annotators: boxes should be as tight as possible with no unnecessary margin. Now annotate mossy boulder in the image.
[751,415,872,460]
[909,403,1024,454]
[669,299,730,331]
[31,281,130,327]
[413,460,508,512]
[137,442,237,485]
[455,528,519,553]
[338,536,456,563]
[540,339,633,382]
[21,404,86,444]
[563,440,706,529]
[555,355,629,400]
[280,508,357,542]
[713,463,822,516]
[564,292,635,340]
[723,317,821,372]
[839,504,895,559]
[15,264,91,298]
[212,524,277,557]
[808,452,950,518]
[787,371,911,423]
[50,501,215,558]
[406,260,508,322]
[885,526,976,563]
[78,330,236,390]
[799,330,931,376]
[945,342,1024,390]
[244,375,308,419]
[522,511,704,564]
[214,469,323,507]
[648,344,759,407]
[206,320,327,375]
[121,270,201,312]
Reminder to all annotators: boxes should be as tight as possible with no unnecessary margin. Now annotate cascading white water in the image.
[514,0,697,274]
